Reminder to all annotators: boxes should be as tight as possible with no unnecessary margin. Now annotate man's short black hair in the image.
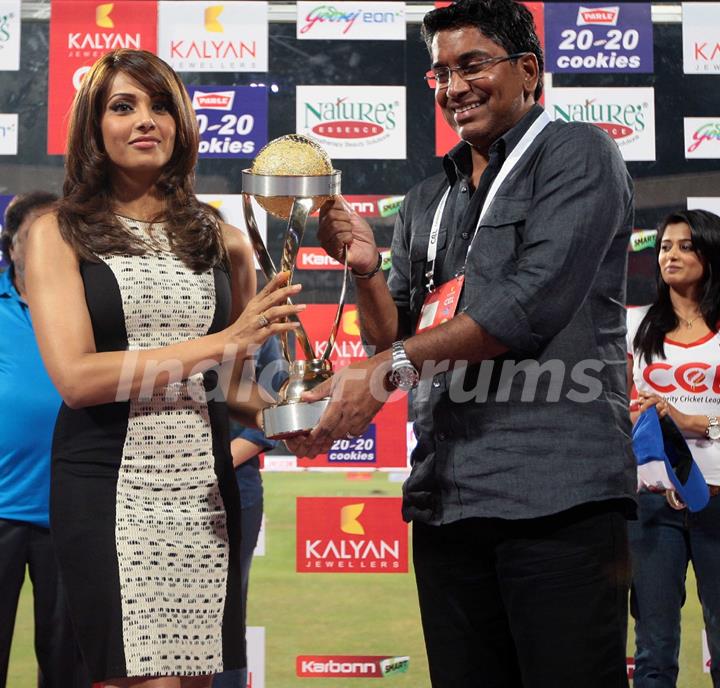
[421,0,544,100]
[1,191,58,267]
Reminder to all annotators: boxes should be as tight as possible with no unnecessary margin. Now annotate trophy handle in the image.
[241,194,315,362]
[322,246,349,362]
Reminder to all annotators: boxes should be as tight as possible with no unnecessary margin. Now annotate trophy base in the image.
[262,398,331,440]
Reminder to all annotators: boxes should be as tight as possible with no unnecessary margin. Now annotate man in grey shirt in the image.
[299,0,636,685]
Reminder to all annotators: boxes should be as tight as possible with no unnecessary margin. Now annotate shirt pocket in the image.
[470,197,531,276]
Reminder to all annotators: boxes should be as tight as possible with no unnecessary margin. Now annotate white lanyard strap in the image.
[470,110,551,247]
[425,186,451,291]
[425,111,551,291]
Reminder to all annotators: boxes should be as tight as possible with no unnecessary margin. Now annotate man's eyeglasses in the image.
[424,53,530,90]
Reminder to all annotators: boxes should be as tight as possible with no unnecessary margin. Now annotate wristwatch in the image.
[706,416,720,440]
[388,341,419,391]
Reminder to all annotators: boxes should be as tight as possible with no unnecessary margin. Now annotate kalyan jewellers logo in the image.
[204,5,224,33]
[552,98,647,139]
[67,3,140,52]
[304,97,397,139]
[297,497,408,572]
[687,122,720,154]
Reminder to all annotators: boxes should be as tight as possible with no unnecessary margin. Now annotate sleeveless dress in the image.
[50,217,245,681]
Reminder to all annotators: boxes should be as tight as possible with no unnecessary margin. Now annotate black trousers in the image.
[0,518,89,688]
[413,502,631,688]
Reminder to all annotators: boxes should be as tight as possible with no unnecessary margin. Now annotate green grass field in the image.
[7,472,713,686]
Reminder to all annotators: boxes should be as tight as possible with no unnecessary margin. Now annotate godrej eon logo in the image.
[303,97,397,139]
[577,5,619,26]
[296,497,408,572]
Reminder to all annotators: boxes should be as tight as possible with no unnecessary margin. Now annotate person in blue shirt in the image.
[0,192,89,688]
[214,336,287,688]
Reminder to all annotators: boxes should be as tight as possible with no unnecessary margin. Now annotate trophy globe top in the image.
[250,134,335,218]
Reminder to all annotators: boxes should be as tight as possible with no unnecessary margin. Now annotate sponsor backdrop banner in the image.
[296,85,406,159]
[246,626,265,688]
[435,1,545,155]
[545,3,653,73]
[0,1,20,71]
[48,0,158,154]
[0,112,16,155]
[0,193,14,268]
[688,197,720,216]
[684,118,720,159]
[297,655,410,678]
[296,497,408,573]
[158,1,268,72]
[294,304,408,469]
[187,85,268,158]
[196,193,267,269]
[682,2,720,75]
[545,86,656,161]
[296,1,405,41]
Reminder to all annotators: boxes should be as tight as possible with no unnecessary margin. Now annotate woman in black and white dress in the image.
[25,49,302,687]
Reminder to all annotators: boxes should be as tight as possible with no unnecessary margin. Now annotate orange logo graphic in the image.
[204,6,224,33]
[340,503,365,535]
[341,309,360,336]
[96,3,114,28]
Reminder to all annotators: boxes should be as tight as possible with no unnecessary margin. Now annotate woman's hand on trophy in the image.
[225,271,305,353]
[318,196,379,274]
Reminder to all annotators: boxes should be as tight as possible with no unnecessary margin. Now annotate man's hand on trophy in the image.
[289,353,393,458]
[224,271,305,354]
[318,196,379,274]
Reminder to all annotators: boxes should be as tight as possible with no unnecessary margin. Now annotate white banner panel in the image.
[684,117,720,159]
[0,113,17,154]
[688,197,720,215]
[247,626,265,688]
[296,85,406,160]
[158,1,268,72]
[196,193,266,270]
[545,87,656,161]
[682,3,720,75]
[296,2,405,40]
[253,514,266,557]
[0,1,20,71]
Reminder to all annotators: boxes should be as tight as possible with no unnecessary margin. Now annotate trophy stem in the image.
[241,193,315,361]
[323,246,350,362]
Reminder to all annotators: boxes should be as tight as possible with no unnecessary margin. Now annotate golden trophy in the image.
[241,134,346,439]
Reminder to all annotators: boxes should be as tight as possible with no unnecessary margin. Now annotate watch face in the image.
[709,424,720,441]
[391,366,419,391]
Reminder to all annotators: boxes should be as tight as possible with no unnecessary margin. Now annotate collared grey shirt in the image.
[388,105,637,524]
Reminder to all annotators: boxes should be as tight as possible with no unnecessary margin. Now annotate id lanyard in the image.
[424,111,552,292]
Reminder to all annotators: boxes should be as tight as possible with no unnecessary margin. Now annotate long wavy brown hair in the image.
[58,49,226,272]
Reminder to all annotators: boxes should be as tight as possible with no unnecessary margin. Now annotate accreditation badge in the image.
[416,274,465,333]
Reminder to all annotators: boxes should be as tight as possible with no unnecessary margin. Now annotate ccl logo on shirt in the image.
[296,497,408,573]
[642,361,719,394]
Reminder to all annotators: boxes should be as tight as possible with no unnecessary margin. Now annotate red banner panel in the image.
[296,497,408,573]
[294,304,407,468]
[48,0,158,154]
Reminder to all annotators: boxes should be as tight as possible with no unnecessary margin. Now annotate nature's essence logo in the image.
[304,96,396,139]
[552,98,646,140]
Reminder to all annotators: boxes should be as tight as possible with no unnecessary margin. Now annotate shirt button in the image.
[461,231,470,240]
[432,379,441,388]
[460,186,467,193]
[437,432,446,441]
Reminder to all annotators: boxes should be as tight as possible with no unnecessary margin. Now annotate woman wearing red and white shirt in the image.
[627,209,720,688]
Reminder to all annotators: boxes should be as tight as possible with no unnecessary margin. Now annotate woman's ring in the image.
[345,432,358,439]
[258,314,270,328]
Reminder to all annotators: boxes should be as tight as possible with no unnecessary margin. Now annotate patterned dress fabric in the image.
[50,218,244,681]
